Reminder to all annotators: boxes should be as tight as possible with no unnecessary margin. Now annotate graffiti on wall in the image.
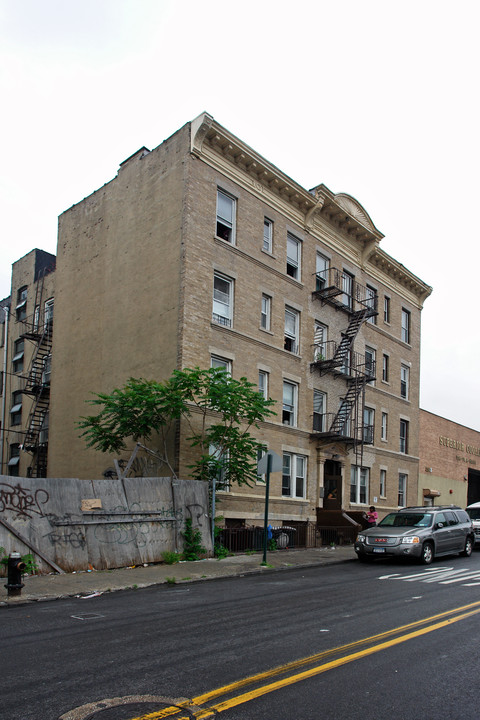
[0,482,49,518]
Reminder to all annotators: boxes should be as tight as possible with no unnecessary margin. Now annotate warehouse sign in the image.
[439,435,480,456]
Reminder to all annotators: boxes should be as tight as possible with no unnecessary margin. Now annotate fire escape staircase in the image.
[311,268,377,450]
[20,279,53,476]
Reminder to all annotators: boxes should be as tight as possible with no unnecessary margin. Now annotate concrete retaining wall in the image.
[0,475,212,572]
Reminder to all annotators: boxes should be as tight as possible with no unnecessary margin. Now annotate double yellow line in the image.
[134,600,480,719]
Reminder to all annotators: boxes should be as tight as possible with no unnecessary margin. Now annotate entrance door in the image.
[324,460,342,509]
[467,468,480,505]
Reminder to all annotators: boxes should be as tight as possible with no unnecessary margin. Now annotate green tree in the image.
[77,367,276,487]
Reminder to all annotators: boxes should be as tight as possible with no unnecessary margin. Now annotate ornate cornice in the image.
[190,113,431,305]
[370,248,432,305]
[191,113,317,216]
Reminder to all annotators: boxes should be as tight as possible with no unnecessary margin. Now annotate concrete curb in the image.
[0,546,357,607]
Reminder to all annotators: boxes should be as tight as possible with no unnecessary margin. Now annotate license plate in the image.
[373,548,386,553]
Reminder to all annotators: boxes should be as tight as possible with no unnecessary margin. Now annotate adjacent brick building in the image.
[0,249,55,478]
[419,409,480,507]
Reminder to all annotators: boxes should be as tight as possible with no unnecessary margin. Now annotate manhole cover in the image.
[59,695,206,720]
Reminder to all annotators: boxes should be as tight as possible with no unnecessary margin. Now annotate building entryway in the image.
[323,459,342,510]
[467,468,480,505]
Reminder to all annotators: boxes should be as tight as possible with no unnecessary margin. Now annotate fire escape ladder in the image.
[23,326,52,394]
[22,321,53,478]
[24,393,49,449]
[329,372,365,436]
[331,308,369,366]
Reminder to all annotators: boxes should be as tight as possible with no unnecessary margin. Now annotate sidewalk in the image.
[0,545,356,607]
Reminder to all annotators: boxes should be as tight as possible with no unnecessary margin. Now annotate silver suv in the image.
[466,501,480,545]
[354,505,474,565]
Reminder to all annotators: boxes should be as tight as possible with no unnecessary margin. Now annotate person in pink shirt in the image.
[366,506,378,527]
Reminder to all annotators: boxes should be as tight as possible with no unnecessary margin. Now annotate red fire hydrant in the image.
[5,552,26,597]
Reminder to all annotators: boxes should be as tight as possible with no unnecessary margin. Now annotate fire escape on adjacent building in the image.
[310,267,378,462]
[20,277,53,478]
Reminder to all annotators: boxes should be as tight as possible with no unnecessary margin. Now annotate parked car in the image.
[466,501,480,545]
[354,505,474,565]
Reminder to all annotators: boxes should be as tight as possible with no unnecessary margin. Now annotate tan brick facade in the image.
[2,114,432,530]
[0,249,55,478]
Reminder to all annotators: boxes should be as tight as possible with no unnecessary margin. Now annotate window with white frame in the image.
[33,304,40,331]
[216,189,236,243]
[400,365,409,399]
[286,233,301,279]
[258,370,268,399]
[398,473,407,506]
[260,294,271,331]
[282,381,297,426]
[382,353,389,383]
[340,348,352,376]
[282,452,306,498]
[350,465,369,504]
[257,447,266,484]
[8,443,20,477]
[400,419,409,454]
[380,468,386,497]
[315,252,329,291]
[16,286,27,322]
[338,397,351,437]
[381,412,388,441]
[44,298,54,329]
[212,273,233,327]
[211,355,231,374]
[342,270,354,310]
[263,218,273,252]
[209,443,229,491]
[10,390,22,426]
[363,407,374,444]
[364,346,375,383]
[42,354,52,385]
[366,285,377,324]
[13,339,24,373]
[39,410,49,445]
[313,389,326,432]
[384,296,391,324]
[284,307,299,354]
[401,308,410,344]
[314,322,327,361]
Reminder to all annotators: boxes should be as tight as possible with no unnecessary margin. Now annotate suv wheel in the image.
[461,537,473,557]
[420,542,434,565]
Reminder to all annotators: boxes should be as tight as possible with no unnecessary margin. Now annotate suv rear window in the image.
[458,509,472,522]
[379,513,433,528]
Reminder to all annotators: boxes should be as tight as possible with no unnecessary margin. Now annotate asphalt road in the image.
[3,551,480,720]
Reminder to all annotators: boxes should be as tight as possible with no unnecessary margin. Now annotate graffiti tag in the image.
[0,482,49,518]
[44,530,86,549]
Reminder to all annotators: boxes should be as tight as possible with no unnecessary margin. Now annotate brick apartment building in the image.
[0,249,55,478]
[1,113,432,532]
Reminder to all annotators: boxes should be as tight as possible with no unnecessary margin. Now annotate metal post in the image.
[0,306,9,472]
[211,478,216,554]
[262,454,272,563]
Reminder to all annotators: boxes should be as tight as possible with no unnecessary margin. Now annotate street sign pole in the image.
[262,453,272,564]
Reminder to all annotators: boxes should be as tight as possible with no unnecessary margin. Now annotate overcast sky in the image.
[1,0,479,430]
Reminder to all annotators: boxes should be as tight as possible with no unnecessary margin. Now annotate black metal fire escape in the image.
[20,274,53,478]
[310,267,377,457]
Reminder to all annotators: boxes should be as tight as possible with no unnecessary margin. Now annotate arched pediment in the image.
[334,193,377,232]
